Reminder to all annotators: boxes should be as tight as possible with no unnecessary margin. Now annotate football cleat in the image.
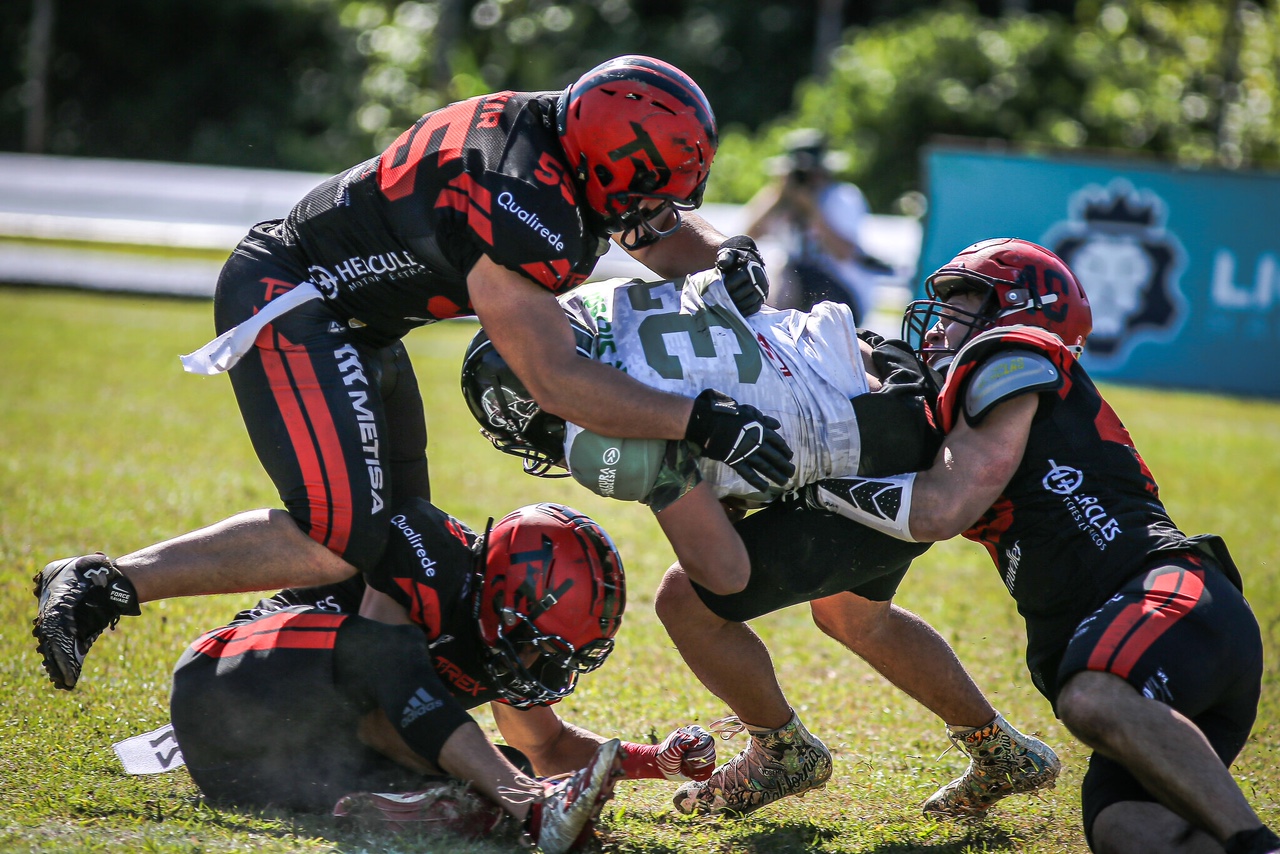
[923,712,1061,818]
[672,713,832,816]
[333,781,507,837]
[32,553,140,690]
[528,737,623,854]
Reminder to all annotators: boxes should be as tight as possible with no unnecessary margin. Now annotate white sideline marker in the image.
[114,722,186,775]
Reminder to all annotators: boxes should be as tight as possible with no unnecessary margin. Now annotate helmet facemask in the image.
[461,321,595,478]
[473,505,624,708]
[478,608,615,708]
[903,276,1000,372]
[478,389,569,478]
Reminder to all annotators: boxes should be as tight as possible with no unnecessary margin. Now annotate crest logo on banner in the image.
[1042,179,1188,364]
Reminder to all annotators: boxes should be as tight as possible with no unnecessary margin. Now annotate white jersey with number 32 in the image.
[559,270,870,504]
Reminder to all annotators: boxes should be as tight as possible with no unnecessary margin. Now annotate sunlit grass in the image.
[1,286,1276,853]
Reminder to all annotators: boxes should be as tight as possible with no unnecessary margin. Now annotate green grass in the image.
[1,286,1277,853]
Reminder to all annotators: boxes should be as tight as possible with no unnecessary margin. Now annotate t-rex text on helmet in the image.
[902,238,1092,370]
[460,320,593,476]
[557,55,718,250]
[476,503,625,707]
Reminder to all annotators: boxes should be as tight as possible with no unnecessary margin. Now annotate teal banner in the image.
[921,145,1280,397]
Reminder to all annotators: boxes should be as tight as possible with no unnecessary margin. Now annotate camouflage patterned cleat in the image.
[923,712,1061,818]
[672,713,832,816]
[32,554,140,690]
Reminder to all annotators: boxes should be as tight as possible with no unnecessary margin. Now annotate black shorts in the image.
[1055,554,1263,847]
[171,609,430,812]
[215,223,430,572]
[692,498,930,622]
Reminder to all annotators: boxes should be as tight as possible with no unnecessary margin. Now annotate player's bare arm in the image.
[623,210,723,278]
[491,702,604,778]
[469,256,692,439]
[357,585,413,625]
[909,393,1036,542]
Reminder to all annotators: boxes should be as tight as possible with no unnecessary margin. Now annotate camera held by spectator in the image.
[743,129,894,325]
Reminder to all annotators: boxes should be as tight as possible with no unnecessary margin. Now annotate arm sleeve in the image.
[335,617,475,766]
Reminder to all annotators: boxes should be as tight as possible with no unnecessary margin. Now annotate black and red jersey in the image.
[936,326,1206,691]
[359,499,509,710]
[196,500,505,711]
[281,91,610,344]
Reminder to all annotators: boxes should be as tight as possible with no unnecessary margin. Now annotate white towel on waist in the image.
[180,281,322,375]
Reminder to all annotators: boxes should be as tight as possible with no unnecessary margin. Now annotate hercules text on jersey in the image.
[559,271,870,507]
[282,92,610,345]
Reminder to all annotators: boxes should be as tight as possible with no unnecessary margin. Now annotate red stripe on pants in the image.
[258,331,353,555]
[191,611,345,658]
[1086,568,1204,678]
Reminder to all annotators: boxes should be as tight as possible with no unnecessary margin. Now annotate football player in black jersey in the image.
[34,55,792,692]
[809,239,1277,854]
[169,500,716,854]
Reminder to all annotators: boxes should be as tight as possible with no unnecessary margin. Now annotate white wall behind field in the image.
[0,153,921,334]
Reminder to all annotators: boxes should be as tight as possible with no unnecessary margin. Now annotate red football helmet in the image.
[476,503,625,707]
[557,55,717,248]
[903,238,1092,368]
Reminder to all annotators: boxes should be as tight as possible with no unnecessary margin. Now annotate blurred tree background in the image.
[2,0,1277,212]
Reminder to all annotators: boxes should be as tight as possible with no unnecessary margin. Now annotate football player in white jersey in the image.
[461,267,1061,819]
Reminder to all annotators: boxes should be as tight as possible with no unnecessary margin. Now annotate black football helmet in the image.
[460,319,594,476]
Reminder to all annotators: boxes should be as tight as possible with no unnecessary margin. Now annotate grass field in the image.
[1,286,1277,853]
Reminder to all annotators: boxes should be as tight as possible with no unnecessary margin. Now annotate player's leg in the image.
[656,563,833,817]
[654,564,792,729]
[33,236,364,689]
[262,338,430,613]
[1090,801,1223,854]
[810,591,1059,817]
[811,593,994,725]
[1062,671,1273,853]
[1056,556,1277,853]
[658,500,888,816]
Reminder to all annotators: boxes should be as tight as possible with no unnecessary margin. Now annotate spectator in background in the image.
[742,128,895,325]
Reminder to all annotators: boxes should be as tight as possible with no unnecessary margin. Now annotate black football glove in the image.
[715,235,769,316]
[685,389,795,491]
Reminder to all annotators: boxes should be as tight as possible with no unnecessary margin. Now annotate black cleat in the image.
[32,554,140,690]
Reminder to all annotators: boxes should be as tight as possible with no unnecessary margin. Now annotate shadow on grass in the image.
[601,814,1027,854]
[194,802,521,854]
[84,793,517,854]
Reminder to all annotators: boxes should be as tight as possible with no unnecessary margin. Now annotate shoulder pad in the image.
[566,429,665,502]
[964,350,1061,425]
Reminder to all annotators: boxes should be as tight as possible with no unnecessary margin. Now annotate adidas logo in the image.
[400,687,443,728]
